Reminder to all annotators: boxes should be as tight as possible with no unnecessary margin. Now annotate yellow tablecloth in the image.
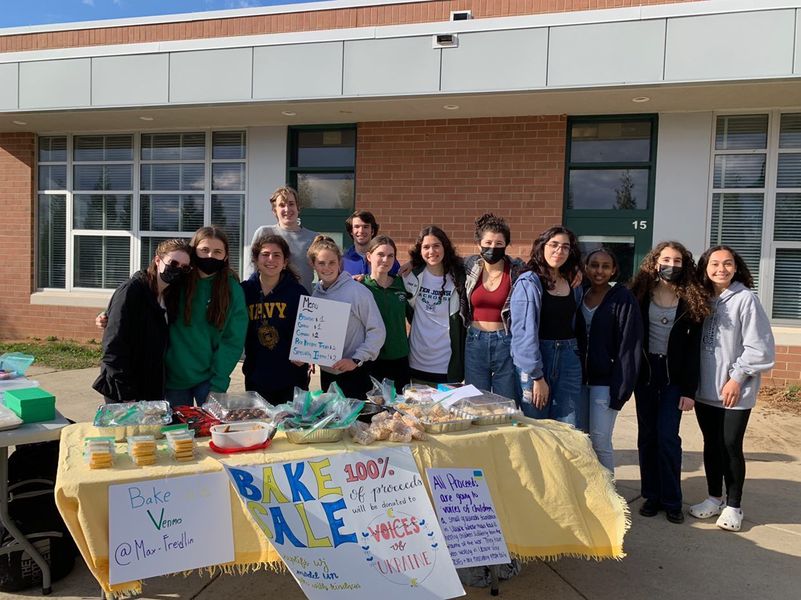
[55,418,629,598]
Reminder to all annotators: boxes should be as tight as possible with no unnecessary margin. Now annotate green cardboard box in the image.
[3,387,56,423]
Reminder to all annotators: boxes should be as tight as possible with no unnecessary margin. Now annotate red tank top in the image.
[470,266,511,323]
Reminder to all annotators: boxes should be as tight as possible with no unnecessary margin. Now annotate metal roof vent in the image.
[451,10,472,21]
[433,33,458,48]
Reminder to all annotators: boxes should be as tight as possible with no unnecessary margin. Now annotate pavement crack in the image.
[543,560,590,600]
[188,571,221,600]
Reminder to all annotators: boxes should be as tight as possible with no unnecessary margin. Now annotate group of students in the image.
[94,185,775,534]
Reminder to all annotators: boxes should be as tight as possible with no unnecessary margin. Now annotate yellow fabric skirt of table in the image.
[55,418,629,598]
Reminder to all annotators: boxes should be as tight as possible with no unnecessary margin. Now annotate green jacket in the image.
[363,275,410,360]
[402,266,466,382]
[166,273,248,392]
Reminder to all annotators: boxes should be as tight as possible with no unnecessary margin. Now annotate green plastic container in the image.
[3,387,56,423]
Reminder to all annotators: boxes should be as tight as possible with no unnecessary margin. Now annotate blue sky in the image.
[0,0,324,29]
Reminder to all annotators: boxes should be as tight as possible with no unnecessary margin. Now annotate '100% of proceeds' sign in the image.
[224,446,465,600]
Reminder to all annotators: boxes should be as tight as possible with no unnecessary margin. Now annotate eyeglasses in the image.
[165,259,192,273]
[545,242,571,252]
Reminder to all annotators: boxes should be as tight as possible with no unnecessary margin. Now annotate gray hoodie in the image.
[697,281,775,410]
[312,271,386,374]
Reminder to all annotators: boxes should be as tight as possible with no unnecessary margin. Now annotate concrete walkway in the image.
[4,365,800,600]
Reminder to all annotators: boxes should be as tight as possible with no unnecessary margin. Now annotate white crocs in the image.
[716,506,743,531]
[689,497,725,519]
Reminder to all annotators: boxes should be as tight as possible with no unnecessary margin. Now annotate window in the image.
[35,131,246,291]
[564,116,657,283]
[287,126,356,243]
[709,112,801,320]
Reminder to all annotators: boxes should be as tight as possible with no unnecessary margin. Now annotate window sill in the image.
[30,290,111,309]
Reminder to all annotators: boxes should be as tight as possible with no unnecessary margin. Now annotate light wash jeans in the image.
[583,385,619,472]
[164,380,212,409]
[519,339,583,427]
[464,327,519,401]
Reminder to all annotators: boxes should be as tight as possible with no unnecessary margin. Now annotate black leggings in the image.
[695,401,751,508]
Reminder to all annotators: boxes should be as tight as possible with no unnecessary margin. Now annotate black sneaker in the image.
[666,508,685,524]
[639,499,659,517]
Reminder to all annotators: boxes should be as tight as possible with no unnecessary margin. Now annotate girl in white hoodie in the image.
[307,235,386,399]
[690,245,775,532]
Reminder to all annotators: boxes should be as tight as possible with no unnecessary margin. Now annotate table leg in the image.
[0,446,52,595]
[489,564,500,596]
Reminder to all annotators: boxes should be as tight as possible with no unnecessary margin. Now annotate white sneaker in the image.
[689,497,724,519]
[716,506,743,531]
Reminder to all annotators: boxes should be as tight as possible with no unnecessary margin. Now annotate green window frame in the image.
[287,124,357,246]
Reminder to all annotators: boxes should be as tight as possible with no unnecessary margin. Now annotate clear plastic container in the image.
[419,402,474,433]
[202,392,272,422]
[93,401,172,441]
[451,392,520,426]
[0,404,23,431]
[284,427,346,444]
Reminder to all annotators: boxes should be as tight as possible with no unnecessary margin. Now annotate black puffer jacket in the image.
[92,271,170,402]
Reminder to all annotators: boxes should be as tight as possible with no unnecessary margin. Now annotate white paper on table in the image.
[108,471,234,585]
[431,385,482,408]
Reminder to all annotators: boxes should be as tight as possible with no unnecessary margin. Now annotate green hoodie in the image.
[165,273,248,392]
[363,275,410,360]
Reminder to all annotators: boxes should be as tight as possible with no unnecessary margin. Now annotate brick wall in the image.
[0,133,99,342]
[763,346,801,388]
[0,0,700,53]
[356,115,566,261]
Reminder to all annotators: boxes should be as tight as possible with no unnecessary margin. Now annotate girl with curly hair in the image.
[510,226,585,427]
[688,246,774,531]
[630,240,710,525]
[404,225,466,385]
[461,214,526,400]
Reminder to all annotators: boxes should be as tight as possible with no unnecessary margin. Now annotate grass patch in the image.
[1,338,102,371]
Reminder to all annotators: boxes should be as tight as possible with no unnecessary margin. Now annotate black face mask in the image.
[480,246,506,265]
[159,263,185,285]
[194,255,226,275]
[658,264,683,283]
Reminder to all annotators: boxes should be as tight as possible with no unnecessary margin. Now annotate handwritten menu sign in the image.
[108,472,234,585]
[224,447,464,600]
[425,468,510,568]
[289,295,350,368]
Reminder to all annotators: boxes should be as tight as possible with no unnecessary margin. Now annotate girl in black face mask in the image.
[629,241,711,525]
[460,214,526,400]
[163,226,249,408]
[93,239,192,403]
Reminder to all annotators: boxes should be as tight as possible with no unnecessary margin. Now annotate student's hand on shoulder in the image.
[570,271,583,288]
[352,274,366,283]
[398,261,413,277]
[720,379,741,408]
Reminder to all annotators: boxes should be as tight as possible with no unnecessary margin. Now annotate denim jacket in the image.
[460,254,526,333]
[510,271,583,380]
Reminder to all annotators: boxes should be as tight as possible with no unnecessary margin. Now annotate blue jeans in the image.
[165,380,212,409]
[464,327,519,401]
[635,354,683,510]
[520,339,582,427]
[584,385,619,471]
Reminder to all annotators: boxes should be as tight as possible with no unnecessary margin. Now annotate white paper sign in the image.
[431,385,482,408]
[289,295,350,368]
[425,468,510,568]
[224,447,464,600]
[108,472,234,585]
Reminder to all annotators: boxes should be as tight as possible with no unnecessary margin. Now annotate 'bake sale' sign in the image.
[224,447,464,600]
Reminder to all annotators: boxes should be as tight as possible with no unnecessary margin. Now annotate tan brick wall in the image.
[355,115,566,262]
[0,0,700,53]
[0,133,99,342]
[763,346,801,388]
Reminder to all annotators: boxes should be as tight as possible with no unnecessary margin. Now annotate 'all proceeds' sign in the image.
[224,447,464,600]
[425,468,511,568]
